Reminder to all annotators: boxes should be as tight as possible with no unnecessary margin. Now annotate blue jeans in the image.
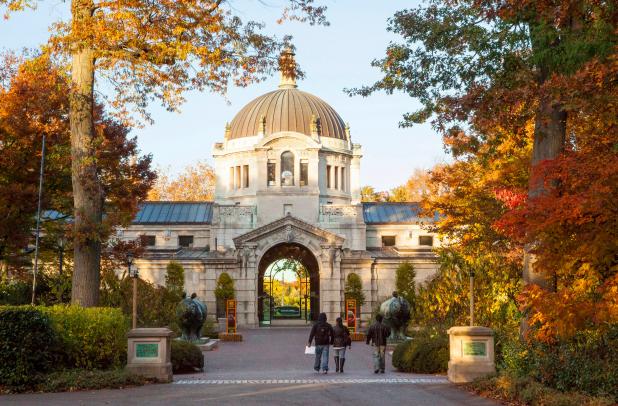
[373,345,386,372]
[314,345,330,371]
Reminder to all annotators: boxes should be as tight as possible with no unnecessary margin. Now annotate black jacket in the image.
[332,325,351,348]
[366,321,391,346]
[309,314,334,346]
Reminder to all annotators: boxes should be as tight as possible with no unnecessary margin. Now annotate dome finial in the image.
[224,122,231,140]
[278,48,298,89]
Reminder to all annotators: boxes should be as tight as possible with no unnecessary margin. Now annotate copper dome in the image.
[228,88,347,140]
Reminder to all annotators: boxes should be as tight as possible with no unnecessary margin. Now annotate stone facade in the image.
[120,51,442,327]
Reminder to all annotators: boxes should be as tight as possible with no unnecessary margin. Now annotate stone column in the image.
[319,244,343,323]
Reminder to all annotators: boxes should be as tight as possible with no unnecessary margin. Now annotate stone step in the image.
[197,339,219,351]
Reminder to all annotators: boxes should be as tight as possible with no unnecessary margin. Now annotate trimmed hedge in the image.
[0,369,155,394]
[0,307,59,387]
[392,330,448,373]
[0,305,128,375]
[40,305,129,370]
[171,340,204,373]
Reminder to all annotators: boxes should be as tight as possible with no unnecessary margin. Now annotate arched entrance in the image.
[258,243,320,326]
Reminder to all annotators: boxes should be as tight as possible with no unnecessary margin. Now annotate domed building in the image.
[121,51,441,327]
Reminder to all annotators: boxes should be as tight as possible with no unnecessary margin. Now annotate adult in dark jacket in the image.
[332,317,351,373]
[308,312,334,373]
[366,314,391,373]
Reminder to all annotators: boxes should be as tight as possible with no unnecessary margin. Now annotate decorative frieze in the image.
[319,205,358,222]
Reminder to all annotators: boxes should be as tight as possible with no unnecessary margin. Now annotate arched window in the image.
[281,151,294,186]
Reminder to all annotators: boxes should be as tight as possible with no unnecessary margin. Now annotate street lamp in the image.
[469,269,475,327]
[57,234,67,275]
[127,253,139,329]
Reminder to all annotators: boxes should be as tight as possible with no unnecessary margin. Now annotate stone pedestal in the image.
[447,326,495,383]
[219,332,243,342]
[350,331,366,342]
[126,328,174,382]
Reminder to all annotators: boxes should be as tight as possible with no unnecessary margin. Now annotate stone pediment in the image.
[233,213,344,249]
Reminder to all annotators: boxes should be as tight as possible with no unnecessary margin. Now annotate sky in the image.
[0,1,448,191]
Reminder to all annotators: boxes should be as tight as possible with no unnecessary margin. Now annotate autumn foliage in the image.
[357,0,618,346]
[148,161,215,201]
[0,53,155,274]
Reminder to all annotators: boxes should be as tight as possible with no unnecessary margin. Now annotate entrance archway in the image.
[258,243,320,326]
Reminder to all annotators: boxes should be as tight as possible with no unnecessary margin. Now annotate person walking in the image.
[332,317,351,373]
[308,312,334,374]
[366,314,391,373]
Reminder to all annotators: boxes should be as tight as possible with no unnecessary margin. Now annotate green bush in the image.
[171,340,204,373]
[215,272,235,318]
[100,270,182,332]
[1,369,155,394]
[0,281,31,305]
[395,261,416,310]
[33,369,154,393]
[523,326,618,400]
[468,372,615,406]
[40,305,128,370]
[0,306,59,387]
[344,273,366,307]
[392,329,448,373]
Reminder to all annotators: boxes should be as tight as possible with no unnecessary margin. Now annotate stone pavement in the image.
[1,327,498,405]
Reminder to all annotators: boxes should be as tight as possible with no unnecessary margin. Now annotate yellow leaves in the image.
[148,160,215,201]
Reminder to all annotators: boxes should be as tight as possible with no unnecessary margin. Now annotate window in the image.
[300,160,308,186]
[267,161,276,186]
[283,204,293,216]
[229,167,234,190]
[281,151,294,186]
[235,166,241,189]
[419,236,434,246]
[243,165,249,188]
[340,167,345,191]
[141,235,156,247]
[326,165,332,188]
[381,235,396,247]
[178,235,194,248]
[334,166,339,189]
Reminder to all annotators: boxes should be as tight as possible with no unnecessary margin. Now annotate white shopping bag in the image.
[304,345,315,355]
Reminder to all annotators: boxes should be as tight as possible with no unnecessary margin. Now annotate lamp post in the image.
[31,134,46,305]
[127,253,138,329]
[469,269,475,327]
[57,234,66,275]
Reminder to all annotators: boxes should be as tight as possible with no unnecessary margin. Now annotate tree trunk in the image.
[521,88,567,337]
[523,93,567,289]
[70,0,101,307]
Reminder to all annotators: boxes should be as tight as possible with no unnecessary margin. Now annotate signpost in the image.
[226,299,237,334]
[345,298,357,332]
[135,342,159,358]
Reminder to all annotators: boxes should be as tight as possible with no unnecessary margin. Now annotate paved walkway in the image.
[2,327,498,405]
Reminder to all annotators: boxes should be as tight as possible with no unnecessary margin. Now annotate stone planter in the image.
[219,332,243,342]
[126,328,174,382]
[350,332,366,342]
[447,326,495,383]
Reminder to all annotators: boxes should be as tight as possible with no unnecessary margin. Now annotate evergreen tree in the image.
[215,272,235,317]
[165,261,184,298]
[344,272,365,309]
[395,262,416,312]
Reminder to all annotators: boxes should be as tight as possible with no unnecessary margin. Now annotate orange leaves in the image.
[147,161,215,202]
[520,272,618,343]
